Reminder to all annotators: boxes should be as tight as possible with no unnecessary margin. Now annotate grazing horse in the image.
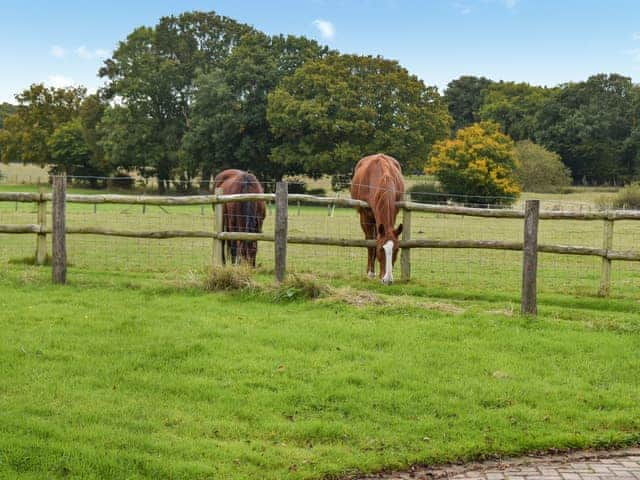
[214,169,266,266]
[351,154,405,285]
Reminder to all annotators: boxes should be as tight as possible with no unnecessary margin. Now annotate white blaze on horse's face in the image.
[381,240,394,285]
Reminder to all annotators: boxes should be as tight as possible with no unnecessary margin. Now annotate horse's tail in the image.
[241,174,259,233]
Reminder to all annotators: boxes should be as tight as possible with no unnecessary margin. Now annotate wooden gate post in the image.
[51,175,67,284]
[400,193,412,282]
[35,187,47,265]
[212,188,224,267]
[598,218,614,296]
[275,181,288,283]
[521,199,539,315]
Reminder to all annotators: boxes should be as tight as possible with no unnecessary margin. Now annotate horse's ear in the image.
[378,224,385,237]
[395,224,403,237]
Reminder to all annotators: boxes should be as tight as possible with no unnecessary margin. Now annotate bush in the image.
[405,182,449,204]
[286,177,307,194]
[331,174,351,192]
[307,187,327,196]
[426,121,520,206]
[108,173,135,190]
[515,140,571,193]
[605,183,640,210]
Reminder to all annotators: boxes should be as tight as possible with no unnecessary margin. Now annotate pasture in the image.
[1,181,640,479]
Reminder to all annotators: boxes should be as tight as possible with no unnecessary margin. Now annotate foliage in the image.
[0,84,86,165]
[97,106,164,183]
[426,121,521,204]
[0,102,16,129]
[47,119,92,174]
[284,177,308,194]
[182,31,329,184]
[535,74,640,184]
[99,11,254,191]
[406,181,449,204]
[330,174,351,192]
[515,140,571,193]
[107,173,136,190]
[268,53,452,176]
[607,183,640,210]
[479,81,555,140]
[444,75,493,131]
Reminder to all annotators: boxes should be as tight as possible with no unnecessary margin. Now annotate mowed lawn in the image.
[1,266,639,479]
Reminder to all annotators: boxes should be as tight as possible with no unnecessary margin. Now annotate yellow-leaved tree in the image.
[426,121,521,205]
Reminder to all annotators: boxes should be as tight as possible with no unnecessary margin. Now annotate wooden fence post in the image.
[212,187,224,267]
[400,193,412,282]
[275,181,288,283]
[521,199,539,315]
[598,218,614,296]
[35,187,47,265]
[52,175,67,284]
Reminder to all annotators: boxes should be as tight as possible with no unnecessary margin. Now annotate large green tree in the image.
[443,76,493,131]
[0,84,86,165]
[0,103,16,129]
[182,32,330,185]
[99,11,254,191]
[535,74,639,184]
[267,54,451,176]
[479,81,555,141]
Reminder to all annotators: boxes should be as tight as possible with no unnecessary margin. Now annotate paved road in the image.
[357,448,640,479]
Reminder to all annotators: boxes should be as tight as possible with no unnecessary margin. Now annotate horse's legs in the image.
[359,209,376,279]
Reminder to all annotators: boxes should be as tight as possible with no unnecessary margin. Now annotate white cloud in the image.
[454,2,472,14]
[313,19,335,41]
[454,0,519,14]
[51,45,65,58]
[75,46,108,60]
[47,75,75,88]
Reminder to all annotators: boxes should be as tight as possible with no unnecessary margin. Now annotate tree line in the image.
[444,74,640,185]
[0,10,639,190]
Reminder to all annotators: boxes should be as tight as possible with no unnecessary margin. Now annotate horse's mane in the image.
[372,172,400,228]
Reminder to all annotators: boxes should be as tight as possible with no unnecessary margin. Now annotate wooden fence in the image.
[2,177,640,314]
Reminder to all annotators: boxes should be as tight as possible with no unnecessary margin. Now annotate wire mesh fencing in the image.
[1,179,639,300]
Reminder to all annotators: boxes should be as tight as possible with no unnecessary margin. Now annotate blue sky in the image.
[1,0,639,103]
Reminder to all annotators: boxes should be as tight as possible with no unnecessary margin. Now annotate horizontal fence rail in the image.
[3,190,640,220]
[2,182,640,312]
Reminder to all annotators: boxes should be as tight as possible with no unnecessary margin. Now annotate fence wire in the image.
[1,181,639,299]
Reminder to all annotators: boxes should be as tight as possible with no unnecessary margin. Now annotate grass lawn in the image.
[1,266,639,479]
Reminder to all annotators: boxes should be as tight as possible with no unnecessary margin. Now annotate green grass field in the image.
[1,179,639,479]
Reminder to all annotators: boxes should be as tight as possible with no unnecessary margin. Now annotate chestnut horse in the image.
[214,169,266,266]
[351,154,405,284]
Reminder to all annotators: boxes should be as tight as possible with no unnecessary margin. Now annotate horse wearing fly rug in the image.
[214,169,266,267]
[351,154,405,285]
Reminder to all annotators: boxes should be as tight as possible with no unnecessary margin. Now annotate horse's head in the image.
[376,223,403,285]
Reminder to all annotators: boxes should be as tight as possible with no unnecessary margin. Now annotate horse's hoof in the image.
[367,271,375,280]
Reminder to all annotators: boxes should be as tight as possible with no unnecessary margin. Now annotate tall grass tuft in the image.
[204,265,256,292]
[597,183,640,210]
[272,273,329,301]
